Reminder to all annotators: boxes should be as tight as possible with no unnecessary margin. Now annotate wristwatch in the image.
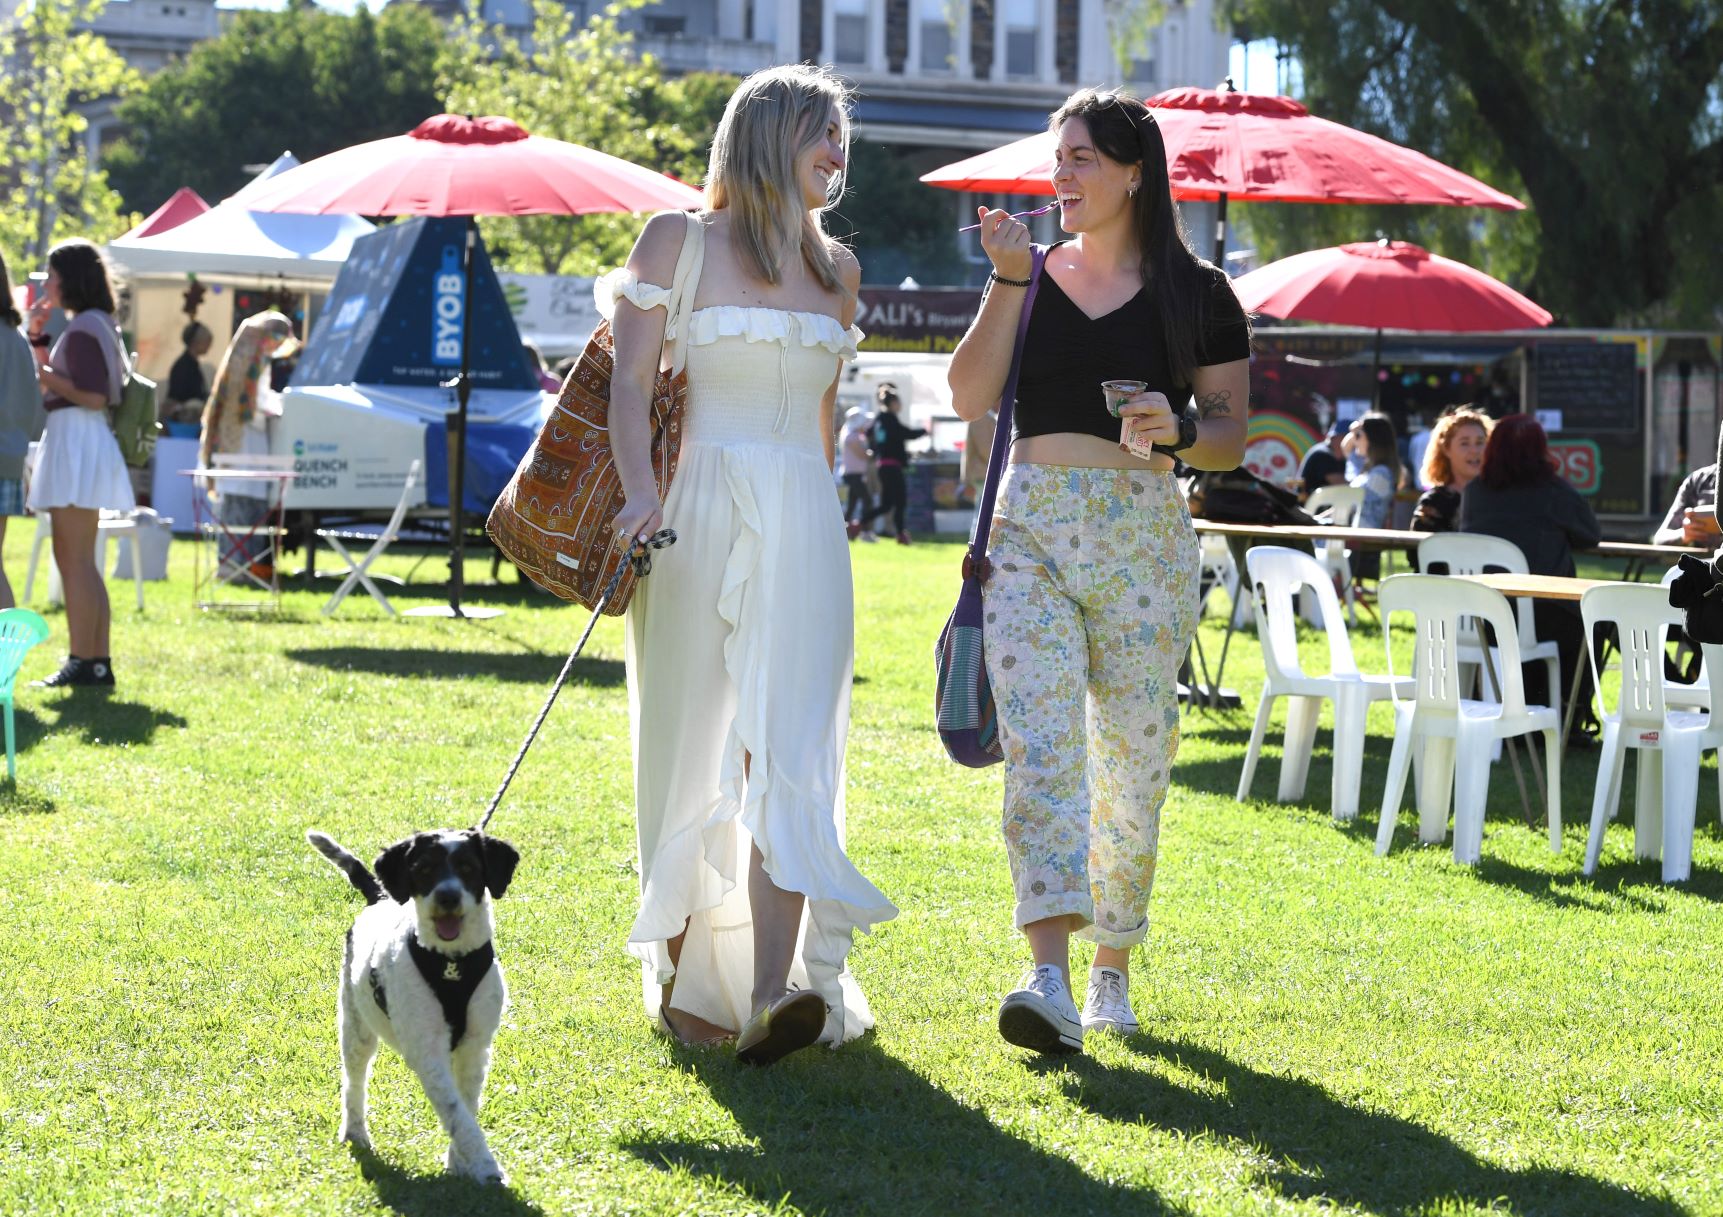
[1158,410,1199,455]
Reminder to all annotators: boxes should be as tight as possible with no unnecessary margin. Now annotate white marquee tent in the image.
[107,153,375,280]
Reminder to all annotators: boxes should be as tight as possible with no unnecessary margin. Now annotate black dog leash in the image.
[476,528,677,832]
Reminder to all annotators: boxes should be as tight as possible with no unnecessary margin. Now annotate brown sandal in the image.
[734,989,828,1066]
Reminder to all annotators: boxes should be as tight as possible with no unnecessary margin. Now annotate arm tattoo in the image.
[1196,389,1233,420]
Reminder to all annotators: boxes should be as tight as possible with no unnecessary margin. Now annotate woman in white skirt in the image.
[27,240,134,689]
[606,65,896,1065]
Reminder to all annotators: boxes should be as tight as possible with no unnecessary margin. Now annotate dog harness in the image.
[370,941,495,1049]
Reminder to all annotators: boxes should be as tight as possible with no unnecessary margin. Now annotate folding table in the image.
[181,466,297,611]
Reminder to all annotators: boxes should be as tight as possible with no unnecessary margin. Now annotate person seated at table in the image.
[199,310,299,573]
[163,321,212,426]
[1459,414,1602,741]
[1410,406,1491,534]
[1343,413,1403,585]
[1651,460,1720,550]
[1298,419,1347,499]
[1347,413,1403,530]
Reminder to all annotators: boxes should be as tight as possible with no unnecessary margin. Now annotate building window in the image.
[644,14,686,34]
[918,0,953,71]
[833,0,868,65]
[1003,0,1038,79]
[1126,31,1155,87]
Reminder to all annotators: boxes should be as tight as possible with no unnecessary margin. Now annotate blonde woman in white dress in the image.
[602,64,897,1065]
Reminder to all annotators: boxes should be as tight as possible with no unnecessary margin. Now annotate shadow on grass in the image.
[285,571,567,612]
[1474,852,1723,909]
[0,780,55,815]
[346,1143,545,1217]
[1058,1034,1683,1217]
[1181,743,1723,913]
[624,1038,1180,1216]
[12,697,188,748]
[285,648,624,688]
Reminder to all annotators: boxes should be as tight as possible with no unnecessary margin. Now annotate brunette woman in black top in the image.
[948,88,1249,1054]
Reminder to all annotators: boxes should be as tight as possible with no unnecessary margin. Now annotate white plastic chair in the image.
[1303,483,1364,625]
[1197,533,1251,625]
[22,510,147,612]
[1375,574,1562,864]
[317,459,422,617]
[1659,564,1709,711]
[1237,546,1413,819]
[1580,584,1721,883]
[1416,533,1561,733]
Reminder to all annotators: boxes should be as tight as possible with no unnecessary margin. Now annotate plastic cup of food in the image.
[1101,379,1148,418]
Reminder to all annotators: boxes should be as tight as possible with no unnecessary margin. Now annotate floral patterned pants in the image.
[982,464,1200,949]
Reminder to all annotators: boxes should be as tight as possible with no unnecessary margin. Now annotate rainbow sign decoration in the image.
[1243,412,1320,485]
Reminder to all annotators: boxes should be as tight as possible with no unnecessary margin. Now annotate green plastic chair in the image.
[0,609,49,780]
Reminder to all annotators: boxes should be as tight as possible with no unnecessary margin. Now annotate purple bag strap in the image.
[968,246,1045,562]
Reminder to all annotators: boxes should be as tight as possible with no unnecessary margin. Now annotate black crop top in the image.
[1012,250,1251,443]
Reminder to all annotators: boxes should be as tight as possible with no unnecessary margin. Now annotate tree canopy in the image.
[1220,0,1723,327]
[104,3,445,215]
[437,0,733,275]
[0,0,139,271]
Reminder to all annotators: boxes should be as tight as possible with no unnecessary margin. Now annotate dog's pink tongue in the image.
[434,916,462,941]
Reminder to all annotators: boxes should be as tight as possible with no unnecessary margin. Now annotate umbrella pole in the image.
[1213,192,1229,268]
[449,216,475,618]
[1372,328,1383,412]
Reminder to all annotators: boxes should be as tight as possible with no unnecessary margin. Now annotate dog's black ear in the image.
[373,835,422,904]
[480,835,519,899]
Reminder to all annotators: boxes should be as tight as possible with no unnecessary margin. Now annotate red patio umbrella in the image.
[242,114,703,617]
[1232,239,1552,332]
[1233,238,1552,407]
[920,85,1523,263]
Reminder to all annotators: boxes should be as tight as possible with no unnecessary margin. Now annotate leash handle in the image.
[476,528,676,832]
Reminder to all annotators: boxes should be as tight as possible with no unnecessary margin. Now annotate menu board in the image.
[1534,342,1640,433]
[1532,339,1646,517]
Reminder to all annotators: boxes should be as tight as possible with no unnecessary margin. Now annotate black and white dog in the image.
[307,829,520,1185]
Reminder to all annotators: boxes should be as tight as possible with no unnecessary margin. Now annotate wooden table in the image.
[1196,521,1703,572]
[1455,572,1613,602]
[1451,572,1632,830]
[1195,520,1425,551]
[1591,540,1706,582]
[1190,521,1428,710]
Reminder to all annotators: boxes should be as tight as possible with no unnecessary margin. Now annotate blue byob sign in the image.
[293,216,534,392]
[431,243,466,368]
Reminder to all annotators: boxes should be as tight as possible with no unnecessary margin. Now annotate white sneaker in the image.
[1081,966,1140,1036]
[858,530,877,543]
[998,965,1084,1054]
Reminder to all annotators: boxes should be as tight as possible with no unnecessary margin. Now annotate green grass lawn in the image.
[1,531,1719,1216]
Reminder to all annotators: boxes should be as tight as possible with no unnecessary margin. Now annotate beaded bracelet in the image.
[987,269,1033,288]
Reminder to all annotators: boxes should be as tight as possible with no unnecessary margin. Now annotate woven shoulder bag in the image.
[933,247,1044,766]
[487,213,704,614]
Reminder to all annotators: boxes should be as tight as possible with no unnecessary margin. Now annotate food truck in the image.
[1242,327,1723,527]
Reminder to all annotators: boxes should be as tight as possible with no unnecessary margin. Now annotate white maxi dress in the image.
[596,271,898,1046]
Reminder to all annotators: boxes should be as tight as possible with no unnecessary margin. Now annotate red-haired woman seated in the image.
[1458,414,1601,740]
